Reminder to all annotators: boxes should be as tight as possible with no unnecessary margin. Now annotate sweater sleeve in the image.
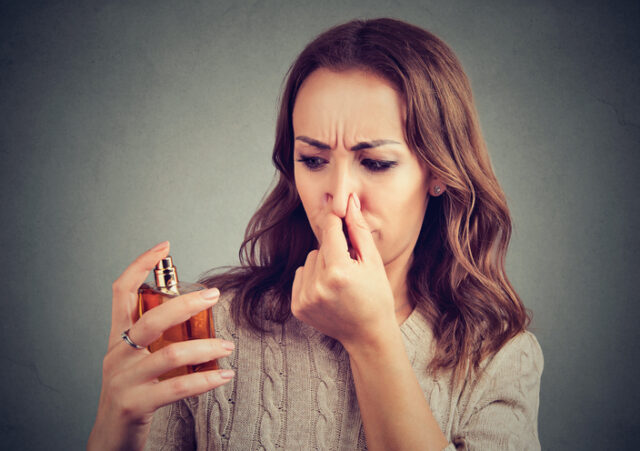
[143,399,196,451]
[444,331,544,451]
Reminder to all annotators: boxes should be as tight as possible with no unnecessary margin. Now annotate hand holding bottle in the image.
[88,241,235,451]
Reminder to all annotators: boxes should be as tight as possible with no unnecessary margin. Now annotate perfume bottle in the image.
[137,256,218,380]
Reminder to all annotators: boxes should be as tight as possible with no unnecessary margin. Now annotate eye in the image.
[296,155,328,171]
[361,159,397,172]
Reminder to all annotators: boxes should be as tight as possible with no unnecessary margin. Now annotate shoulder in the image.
[450,331,544,450]
[460,330,544,417]
[469,330,544,397]
[483,330,544,376]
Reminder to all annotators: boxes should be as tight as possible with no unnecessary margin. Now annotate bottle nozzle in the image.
[154,256,179,293]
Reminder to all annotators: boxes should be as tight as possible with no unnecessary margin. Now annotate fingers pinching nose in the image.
[351,192,361,210]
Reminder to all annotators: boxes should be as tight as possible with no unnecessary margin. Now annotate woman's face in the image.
[293,68,436,267]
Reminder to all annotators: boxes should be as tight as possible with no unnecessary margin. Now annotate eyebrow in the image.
[295,136,401,151]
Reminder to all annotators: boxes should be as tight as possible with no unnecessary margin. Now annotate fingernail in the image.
[220,369,235,379]
[151,240,170,252]
[201,287,220,300]
[221,341,235,351]
[351,193,361,210]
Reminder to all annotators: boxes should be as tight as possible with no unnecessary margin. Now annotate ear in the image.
[429,179,447,197]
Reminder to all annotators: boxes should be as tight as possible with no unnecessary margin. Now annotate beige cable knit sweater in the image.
[145,292,543,450]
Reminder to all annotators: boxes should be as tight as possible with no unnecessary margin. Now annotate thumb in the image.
[345,193,380,262]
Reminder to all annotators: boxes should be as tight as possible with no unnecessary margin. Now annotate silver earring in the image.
[434,185,442,195]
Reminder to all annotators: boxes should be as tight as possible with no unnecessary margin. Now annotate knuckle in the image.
[102,352,116,375]
[183,292,205,313]
[169,377,191,399]
[203,371,219,385]
[161,345,186,367]
[137,313,160,337]
[325,266,347,288]
[311,281,325,299]
[111,279,123,296]
[355,219,368,231]
[134,319,150,340]
[290,300,301,318]
[350,214,366,227]
[187,292,204,308]
[212,340,225,354]
[115,395,138,420]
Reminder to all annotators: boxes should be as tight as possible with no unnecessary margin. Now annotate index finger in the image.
[319,212,350,266]
[109,241,170,345]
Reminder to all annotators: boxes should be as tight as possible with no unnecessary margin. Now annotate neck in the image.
[384,250,414,325]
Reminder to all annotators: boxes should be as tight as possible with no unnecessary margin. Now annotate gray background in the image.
[1,0,638,449]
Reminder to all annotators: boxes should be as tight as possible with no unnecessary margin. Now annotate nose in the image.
[325,162,355,218]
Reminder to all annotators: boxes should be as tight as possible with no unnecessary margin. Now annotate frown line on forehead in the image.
[295,136,401,151]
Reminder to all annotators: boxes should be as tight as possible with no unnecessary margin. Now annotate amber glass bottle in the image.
[137,256,218,380]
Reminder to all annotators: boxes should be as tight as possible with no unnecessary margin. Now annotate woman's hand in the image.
[291,193,397,350]
[88,242,235,451]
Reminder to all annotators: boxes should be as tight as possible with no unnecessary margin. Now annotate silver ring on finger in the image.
[121,328,145,350]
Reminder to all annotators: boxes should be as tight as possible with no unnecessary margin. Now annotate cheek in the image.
[294,173,322,237]
[294,167,309,202]
[366,179,428,243]
[295,173,317,210]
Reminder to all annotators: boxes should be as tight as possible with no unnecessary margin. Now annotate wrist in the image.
[87,425,113,451]
[342,318,404,360]
[88,412,145,451]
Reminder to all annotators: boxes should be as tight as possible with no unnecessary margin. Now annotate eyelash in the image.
[296,156,397,172]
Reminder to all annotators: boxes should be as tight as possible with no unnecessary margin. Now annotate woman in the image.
[89,18,543,450]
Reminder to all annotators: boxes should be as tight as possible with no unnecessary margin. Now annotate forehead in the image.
[292,68,406,137]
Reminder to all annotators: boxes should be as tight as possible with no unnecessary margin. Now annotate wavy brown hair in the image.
[199,17,531,384]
